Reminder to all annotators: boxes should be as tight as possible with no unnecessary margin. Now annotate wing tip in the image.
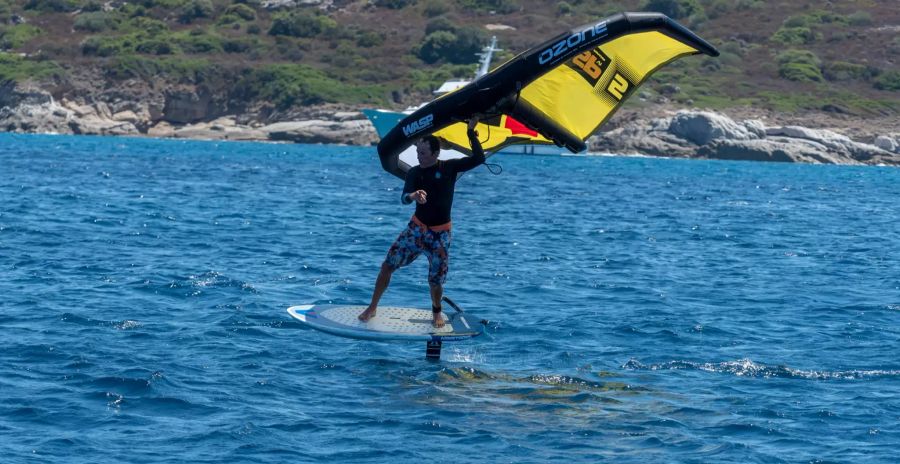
[622,11,720,57]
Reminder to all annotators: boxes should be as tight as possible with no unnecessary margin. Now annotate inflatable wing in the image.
[377,12,719,179]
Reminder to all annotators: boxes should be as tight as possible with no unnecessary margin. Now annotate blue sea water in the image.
[1,133,899,463]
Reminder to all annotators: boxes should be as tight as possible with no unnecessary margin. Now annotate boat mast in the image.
[475,36,501,78]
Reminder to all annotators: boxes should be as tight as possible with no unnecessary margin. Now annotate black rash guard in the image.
[401,129,485,227]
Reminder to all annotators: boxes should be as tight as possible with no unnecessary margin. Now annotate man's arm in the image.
[400,169,416,204]
[451,118,486,173]
[400,168,427,204]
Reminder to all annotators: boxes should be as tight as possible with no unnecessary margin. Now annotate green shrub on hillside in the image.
[174,30,223,53]
[81,36,126,56]
[131,0,193,8]
[269,11,336,38]
[782,10,849,29]
[425,16,456,35]
[375,0,416,8]
[803,10,849,26]
[225,3,256,21]
[874,71,900,91]
[273,35,307,61]
[776,10,859,45]
[103,55,216,82]
[772,26,820,45]
[0,52,64,81]
[233,63,385,108]
[422,0,449,17]
[705,0,730,19]
[215,13,242,26]
[74,12,122,33]
[355,30,384,48]
[782,15,811,28]
[822,61,875,82]
[0,24,42,50]
[127,17,169,35]
[640,0,703,20]
[733,0,762,10]
[847,11,872,27]
[716,40,748,57]
[416,26,484,64]
[125,4,149,17]
[81,0,103,12]
[80,23,225,57]
[890,36,900,56]
[24,0,78,12]
[135,39,177,55]
[322,41,362,69]
[223,37,258,53]
[776,49,823,82]
[417,30,455,64]
[178,0,215,24]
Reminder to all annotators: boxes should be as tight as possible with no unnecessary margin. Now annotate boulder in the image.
[766,125,890,161]
[332,111,366,122]
[147,121,176,138]
[0,103,73,134]
[668,110,760,145]
[698,139,859,164]
[0,84,74,134]
[0,81,52,108]
[163,88,223,124]
[588,109,893,165]
[0,82,143,135]
[172,120,266,141]
[69,115,139,136]
[95,101,113,119]
[261,119,377,145]
[61,99,98,118]
[874,135,899,153]
[742,119,767,138]
[590,124,697,158]
[112,110,141,124]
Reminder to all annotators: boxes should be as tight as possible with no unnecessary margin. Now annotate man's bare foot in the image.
[358,306,376,322]
[432,309,445,328]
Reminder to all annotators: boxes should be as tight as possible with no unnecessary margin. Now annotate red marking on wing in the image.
[503,116,538,137]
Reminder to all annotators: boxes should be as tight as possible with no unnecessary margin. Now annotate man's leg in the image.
[425,229,450,328]
[430,283,445,328]
[360,222,423,322]
[359,262,393,322]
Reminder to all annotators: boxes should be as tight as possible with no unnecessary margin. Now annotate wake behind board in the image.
[287,299,483,359]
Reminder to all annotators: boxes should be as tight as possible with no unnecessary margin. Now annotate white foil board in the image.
[287,304,482,342]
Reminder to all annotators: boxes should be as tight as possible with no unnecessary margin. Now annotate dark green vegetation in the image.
[0,0,897,115]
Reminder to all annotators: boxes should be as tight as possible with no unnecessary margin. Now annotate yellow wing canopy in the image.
[378,12,719,179]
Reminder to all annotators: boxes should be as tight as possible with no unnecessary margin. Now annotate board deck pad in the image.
[287,304,482,342]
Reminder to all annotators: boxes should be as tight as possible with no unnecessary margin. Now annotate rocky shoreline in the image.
[590,107,900,166]
[1,81,898,166]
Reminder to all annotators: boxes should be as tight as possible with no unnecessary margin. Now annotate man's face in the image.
[416,140,438,167]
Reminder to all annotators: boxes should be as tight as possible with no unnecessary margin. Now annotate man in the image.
[359,117,485,328]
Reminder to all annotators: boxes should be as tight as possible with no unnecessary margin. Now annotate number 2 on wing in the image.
[607,73,629,100]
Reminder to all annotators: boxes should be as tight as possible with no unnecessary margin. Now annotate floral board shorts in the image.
[384,219,452,286]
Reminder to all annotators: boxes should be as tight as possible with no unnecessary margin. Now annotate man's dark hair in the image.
[419,135,441,154]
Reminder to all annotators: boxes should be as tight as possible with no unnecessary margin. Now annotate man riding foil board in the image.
[359,117,485,328]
